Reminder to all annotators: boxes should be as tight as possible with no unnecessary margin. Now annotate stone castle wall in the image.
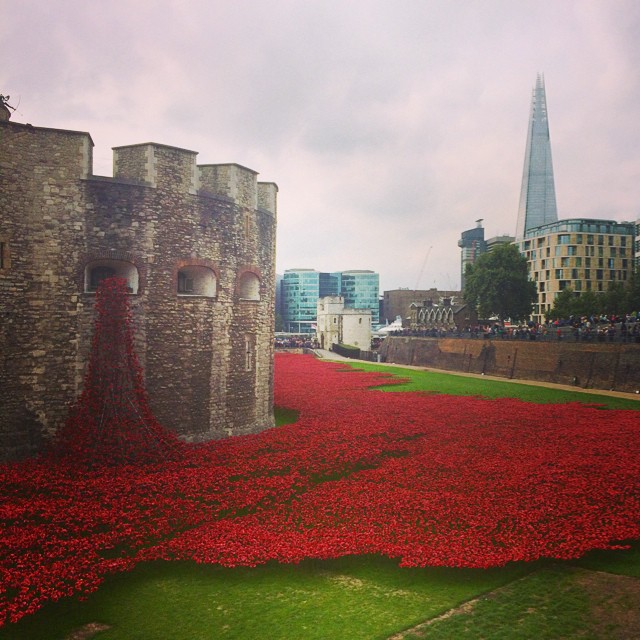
[379,336,640,393]
[0,119,277,461]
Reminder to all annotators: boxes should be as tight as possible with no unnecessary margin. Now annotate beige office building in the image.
[518,218,636,323]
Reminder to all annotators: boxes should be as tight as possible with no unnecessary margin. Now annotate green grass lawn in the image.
[2,365,639,640]
[0,557,536,640]
[347,361,640,409]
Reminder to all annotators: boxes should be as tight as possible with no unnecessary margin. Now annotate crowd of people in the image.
[274,313,640,352]
[384,313,640,343]
[274,336,317,350]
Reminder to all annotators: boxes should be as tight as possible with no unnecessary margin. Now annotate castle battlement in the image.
[0,118,277,461]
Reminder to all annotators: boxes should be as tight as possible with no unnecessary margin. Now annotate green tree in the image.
[463,243,537,322]
[624,268,640,315]
[573,289,602,317]
[602,281,626,317]
[546,287,579,321]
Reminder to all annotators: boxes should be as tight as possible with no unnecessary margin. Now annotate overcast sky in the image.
[2,0,639,292]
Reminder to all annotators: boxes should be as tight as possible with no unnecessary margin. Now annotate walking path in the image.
[312,349,640,402]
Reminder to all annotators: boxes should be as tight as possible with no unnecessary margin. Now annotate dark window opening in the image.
[178,272,194,294]
[89,266,117,291]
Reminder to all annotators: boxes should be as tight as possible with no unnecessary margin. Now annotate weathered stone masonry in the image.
[380,336,640,392]
[0,118,277,461]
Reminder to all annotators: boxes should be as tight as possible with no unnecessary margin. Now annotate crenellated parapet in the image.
[0,119,277,461]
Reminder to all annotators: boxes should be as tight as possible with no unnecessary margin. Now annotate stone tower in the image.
[515,74,558,240]
[0,117,277,461]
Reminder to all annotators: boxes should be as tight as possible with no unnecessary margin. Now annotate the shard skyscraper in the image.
[515,74,558,240]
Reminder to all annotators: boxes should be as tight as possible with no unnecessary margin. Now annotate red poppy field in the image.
[2,352,640,627]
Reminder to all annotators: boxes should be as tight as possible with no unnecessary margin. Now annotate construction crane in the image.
[414,246,433,291]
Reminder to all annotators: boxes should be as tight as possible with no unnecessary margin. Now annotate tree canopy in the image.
[546,269,640,321]
[463,243,536,322]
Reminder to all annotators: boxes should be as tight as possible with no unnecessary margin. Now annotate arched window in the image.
[85,259,139,293]
[177,266,217,297]
[238,272,260,300]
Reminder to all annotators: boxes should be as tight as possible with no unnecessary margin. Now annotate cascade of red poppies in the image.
[53,276,181,465]
[2,353,639,628]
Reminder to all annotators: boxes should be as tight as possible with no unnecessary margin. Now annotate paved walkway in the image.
[311,349,640,402]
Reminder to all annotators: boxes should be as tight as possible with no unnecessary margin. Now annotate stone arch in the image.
[237,268,261,301]
[175,260,219,297]
[84,257,140,294]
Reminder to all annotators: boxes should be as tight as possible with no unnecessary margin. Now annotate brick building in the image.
[0,112,277,461]
[381,288,460,326]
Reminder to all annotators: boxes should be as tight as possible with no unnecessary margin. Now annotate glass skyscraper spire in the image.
[515,74,558,240]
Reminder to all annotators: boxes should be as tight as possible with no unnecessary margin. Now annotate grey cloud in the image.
[2,0,639,292]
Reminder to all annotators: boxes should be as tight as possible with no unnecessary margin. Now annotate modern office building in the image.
[282,269,379,332]
[515,74,558,240]
[281,269,321,333]
[458,220,514,290]
[517,218,635,322]
[339,270,380,323]
[458,220,486,289]
[486,234,516,252]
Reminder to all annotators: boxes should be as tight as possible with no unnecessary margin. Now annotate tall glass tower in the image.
[282,269,320,333]
[339,270,380,323]
[515,74,558,240]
